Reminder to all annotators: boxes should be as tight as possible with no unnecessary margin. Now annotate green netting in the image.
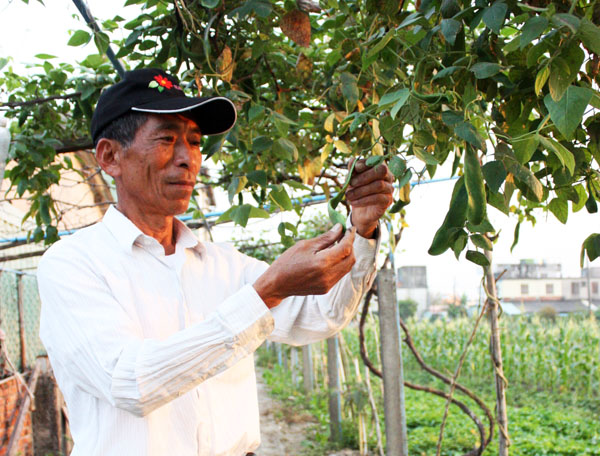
[0,269,45,371]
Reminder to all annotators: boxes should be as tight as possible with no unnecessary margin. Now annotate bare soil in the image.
[255,368,361,456]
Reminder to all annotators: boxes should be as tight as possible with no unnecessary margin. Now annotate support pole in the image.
[484,249,510,456]
[377,268,408,456]
[290,347,299,386]
[327,336,342,443]
[302,345,314,393]
[16,274,26,370]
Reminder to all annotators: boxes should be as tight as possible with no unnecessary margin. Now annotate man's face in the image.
[113,114,203,217]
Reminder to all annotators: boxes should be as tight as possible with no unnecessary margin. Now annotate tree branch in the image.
[0,92,82,109]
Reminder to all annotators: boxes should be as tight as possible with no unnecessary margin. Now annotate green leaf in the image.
[67,30,91,47]
[441,19,461,46]
[228,176,247,203]
[464,147,487,225]
[544,86,593,140]
[482,160,506,193]
[341,72,359,109]
[441,111,464,127]
[414,148,439,165]
[548,58,572,102]
[252,136,273,153]
[217,204,269,227]
[39,196,51,226]
[232,204,251,227]
[454,121,485,150]
[366,29,396,59]
[573,184,588,212]
[273,138,298,161]
[247,170,267,187]
[433,66,462,81]
[520,16,548,49]
[538,136,575,175]
[466,249,490,266]
[390,90,411,119]
[94,32,110,54]
[34,54,57,59]
[470,62,501,79]
[580,233,600,267]
[579,18,600,55]
[269,186,293,211]
[512,134,539,164]
[496,143,544,202]
[482,1,507,34]
[397,169,413,188]
[470,233,492,250]
[389,155,406,178]
[328,202,347,229]
[549,197,568,223]
[366,156,385,167]
[201,0,220,7]
[378,88,410,109]
[535,65,550,96]
[551,13,580,33]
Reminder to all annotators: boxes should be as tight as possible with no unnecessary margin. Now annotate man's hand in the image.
[345,159,394,238]
[253,225,356,308]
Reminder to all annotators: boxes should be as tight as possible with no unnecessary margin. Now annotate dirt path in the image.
[255,367,314,455]
[255,367,361,456]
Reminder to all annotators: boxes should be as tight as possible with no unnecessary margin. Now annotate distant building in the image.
[396,266,428,316]
[495,260,598,315]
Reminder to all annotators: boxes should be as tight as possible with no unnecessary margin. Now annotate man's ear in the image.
[95,138,123,178]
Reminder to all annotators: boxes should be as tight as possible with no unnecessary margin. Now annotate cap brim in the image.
[131,96,237,136]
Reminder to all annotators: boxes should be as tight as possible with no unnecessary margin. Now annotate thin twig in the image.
[436,292,490,456]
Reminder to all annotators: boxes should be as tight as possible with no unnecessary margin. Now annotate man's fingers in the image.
[347,193,394,208]
[311,223,344,251]
[318,226,355,258]
[349,158,369,173]
[349,162,394,188]
[346,179,394,202]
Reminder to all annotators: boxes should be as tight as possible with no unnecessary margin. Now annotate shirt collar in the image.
[102,205,204,255]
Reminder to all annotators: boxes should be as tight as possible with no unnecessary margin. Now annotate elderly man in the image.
[38,68,394,456]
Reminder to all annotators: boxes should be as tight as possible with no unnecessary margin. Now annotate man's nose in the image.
[174,140,201,171]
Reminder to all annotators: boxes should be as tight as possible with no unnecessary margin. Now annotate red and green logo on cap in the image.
[148,75,181,92]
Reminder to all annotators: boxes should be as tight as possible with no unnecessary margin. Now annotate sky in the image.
[1,0,599,299]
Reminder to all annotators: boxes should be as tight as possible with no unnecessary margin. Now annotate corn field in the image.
[259,313,600,455]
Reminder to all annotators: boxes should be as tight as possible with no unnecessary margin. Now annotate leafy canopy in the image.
[2,0,600,265]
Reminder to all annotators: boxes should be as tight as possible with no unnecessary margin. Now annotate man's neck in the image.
[115,203,177,255]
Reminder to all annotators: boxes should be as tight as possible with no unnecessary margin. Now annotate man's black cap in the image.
[91,68,237,143]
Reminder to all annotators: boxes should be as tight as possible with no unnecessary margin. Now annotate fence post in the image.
[377,268,408,456]
[302,344,314,392]
[327,335,342,442]
[290,347,299,386]
[16,273,26,370]
[275,343,283,366]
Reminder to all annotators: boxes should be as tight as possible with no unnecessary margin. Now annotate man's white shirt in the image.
[38,205,378,456]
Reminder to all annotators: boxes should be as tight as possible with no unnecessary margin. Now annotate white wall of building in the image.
[497,278,563,300]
